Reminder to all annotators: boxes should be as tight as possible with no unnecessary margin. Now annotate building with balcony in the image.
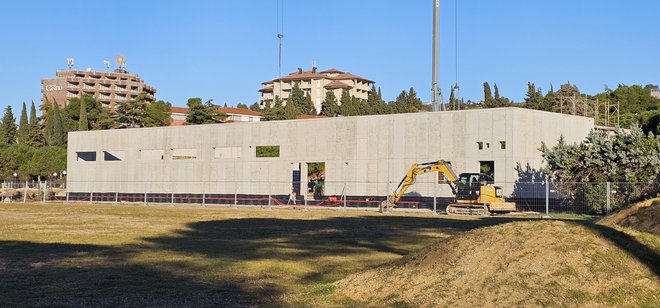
[259,67,375,113]
[41,68,156,109]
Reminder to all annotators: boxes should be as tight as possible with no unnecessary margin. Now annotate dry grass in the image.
[0,203,521,307]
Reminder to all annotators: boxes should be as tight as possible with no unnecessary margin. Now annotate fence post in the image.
[9,181,13,203]
[268,181,272,207]
[24,181,28,203]
[144,192,147,205]
[606,182,611,214]
[115,192,119,204]
[90,192,93,204]
[385,181,390,213]
[234,182,238,207]
[304,193,308,211]
[433,181,437,214]
[543,181,551,219]
[66,191,69,204]
[171,192,174,206]
[343,183,347,208]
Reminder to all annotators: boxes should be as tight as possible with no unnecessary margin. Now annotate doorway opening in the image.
[307,162,325,200]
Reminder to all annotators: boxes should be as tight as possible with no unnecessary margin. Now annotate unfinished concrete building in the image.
[66,107,594,203]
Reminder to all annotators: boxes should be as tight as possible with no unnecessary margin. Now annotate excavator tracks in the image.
[445,204,489,216]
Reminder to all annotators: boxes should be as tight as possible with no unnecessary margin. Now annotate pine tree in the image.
[406,87,423,112]
[0,106,17,145]
[25,100,45,147]
[18,102,28,143]
[78,98,89,131]
[376,87,388,114]
[524,82,545,110]
[185,98,221,124]
[320,91,340,117]
[263,96,286,121]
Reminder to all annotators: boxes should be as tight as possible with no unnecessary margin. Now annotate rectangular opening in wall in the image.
[307,162,325,198]
[256,145,280,158]
[437,161,452,183]
[172,148,197,160]
[103,150,125,161]
[213,146,241,159]
[477,142,483,150]
[139,149,164,161]
[500,141,506,149]
[479,161,495,181]
[76,151,96,162]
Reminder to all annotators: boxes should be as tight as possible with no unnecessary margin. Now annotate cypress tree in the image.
[339,90,356,116]
[483,82,494,107]
[0,106,17,145]
[29,101,38,125]
[494,83,500,100]
[52,102,66,146]
[320,91,340,117]
[449,86,456,110]
[18,102,28,143]
[78,98,89,131]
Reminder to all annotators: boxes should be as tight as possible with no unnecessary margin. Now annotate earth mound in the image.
[335,220,659,307]
[599,197,660,236]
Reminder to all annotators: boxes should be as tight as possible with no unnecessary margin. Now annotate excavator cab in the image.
[455,173,492,201]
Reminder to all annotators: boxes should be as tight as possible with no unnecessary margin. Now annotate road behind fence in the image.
[1,180,658,216]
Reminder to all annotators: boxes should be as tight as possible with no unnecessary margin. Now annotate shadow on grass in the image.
[0,241,269,307]
[0,215,527,306]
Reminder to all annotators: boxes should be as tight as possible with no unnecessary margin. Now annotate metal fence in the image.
[2,180,658,216]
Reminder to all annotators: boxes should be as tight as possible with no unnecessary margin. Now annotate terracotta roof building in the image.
[259,67,375,113]
[41,68,156,109]
[170,106,262,126]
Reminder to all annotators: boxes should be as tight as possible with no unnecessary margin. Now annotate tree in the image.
[249,102,261,112]
[524,82,545,110]
[320,91,340,117]
[376,87,388,114]
[483,82,496,108]
[0,106,17,145]
[0,144,34,180]
[448,86,457,110]
[287,82,315,116]
[236,103,249,109]
[144,100,172,127]
[51,103,66,147]
[27,146,67,179]
[17,102,29,143]
[113,94,148,128]
[29,101,38,125]
[339,90,357,116]
[262,96,286,121]
[25,101,45,147]
[78,98,89,131]
[185,98,223,124]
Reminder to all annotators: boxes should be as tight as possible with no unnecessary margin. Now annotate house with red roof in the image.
[170,106,262,126]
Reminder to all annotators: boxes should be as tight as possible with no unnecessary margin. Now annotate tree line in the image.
[0,94,172,180]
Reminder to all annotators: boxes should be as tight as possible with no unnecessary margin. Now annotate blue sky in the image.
[0,0,658,114]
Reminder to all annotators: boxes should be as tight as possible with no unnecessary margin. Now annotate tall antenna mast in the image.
[277,0,284,102]
[431,0,443,111]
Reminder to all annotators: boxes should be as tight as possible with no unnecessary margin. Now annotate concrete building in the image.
[42,69,156,109]
[170,107,262,126]
[66,108,594,201]
[650,86,660,99]
[259,67,374,113]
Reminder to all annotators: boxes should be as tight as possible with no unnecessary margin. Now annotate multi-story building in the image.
[41,68,156,109]
[259,67,374,113]
[169,106,262,126]
[650,86,660,99]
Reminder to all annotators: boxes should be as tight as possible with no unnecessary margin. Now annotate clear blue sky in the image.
[0,0,658,114]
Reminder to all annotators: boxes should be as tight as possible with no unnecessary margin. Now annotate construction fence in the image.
[1,180,659,216]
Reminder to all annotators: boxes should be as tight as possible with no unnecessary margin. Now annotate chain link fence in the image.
[3,180,658,216]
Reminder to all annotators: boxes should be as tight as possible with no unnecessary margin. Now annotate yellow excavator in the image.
[380,160,517,215]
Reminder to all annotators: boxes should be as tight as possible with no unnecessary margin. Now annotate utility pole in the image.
[431,0,443,111]
[278,33,283,101]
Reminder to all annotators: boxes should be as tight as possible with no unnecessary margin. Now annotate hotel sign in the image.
[45,85,63,91]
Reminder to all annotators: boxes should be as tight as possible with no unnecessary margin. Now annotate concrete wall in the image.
[67,107,594,197]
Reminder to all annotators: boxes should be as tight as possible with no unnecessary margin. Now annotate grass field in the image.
[0,203,530,307]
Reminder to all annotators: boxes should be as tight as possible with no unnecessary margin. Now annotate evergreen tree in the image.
[43,101,55,145]
[145,100,172,127]
[78,98,89,131]
[406,87,423,112]
[18,102,28,143]
[339,90,357,116]
[376,87,388,114]
[249,102,261,112]
[0,106,17,145]
[263,96,286,121]
[524,82,545,110]
[320,91,340,117]
[287,82,315,116]
[113,94,149,128]
[494,83,500,100]
[29,101,37,125]
[236,103,249,109]
[448,86,456,110]
[185,98,220,124]
[483,82,495,108]
[51,103,66,147]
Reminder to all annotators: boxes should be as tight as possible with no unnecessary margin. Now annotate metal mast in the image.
[432,0,443,111]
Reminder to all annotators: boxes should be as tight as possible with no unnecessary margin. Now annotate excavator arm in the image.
[385,160,458,209]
